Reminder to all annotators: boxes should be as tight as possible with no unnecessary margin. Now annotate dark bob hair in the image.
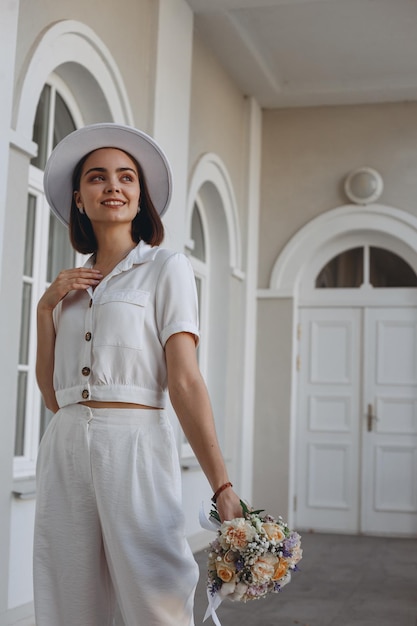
[69,149,164,254]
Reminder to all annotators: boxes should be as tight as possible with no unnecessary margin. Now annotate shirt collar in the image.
[119,240,159,269]
[84,240,159,272]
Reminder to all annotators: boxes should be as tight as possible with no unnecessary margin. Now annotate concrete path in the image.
[11,532,417,625]
[193,532,417,626]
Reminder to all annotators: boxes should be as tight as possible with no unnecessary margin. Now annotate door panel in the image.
[296,308,361,532]
[362,307,417,535]
[307,442,352,509]
[296,306,417,536]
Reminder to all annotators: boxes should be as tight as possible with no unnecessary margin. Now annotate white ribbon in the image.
[203,589,223,626]
[203,587,223,625]
[199,502,224,625]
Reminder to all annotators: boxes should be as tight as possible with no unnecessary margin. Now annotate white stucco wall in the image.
[3,2,261,618]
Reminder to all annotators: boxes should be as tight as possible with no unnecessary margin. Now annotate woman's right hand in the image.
[38,268,103,311]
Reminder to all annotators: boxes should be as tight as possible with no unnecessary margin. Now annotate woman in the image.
[34,123,242,626]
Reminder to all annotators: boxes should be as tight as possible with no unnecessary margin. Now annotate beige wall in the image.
[189,33,250,232]
[253,297,294,518]
[255,100,417,521]
[14,0,155,129]
[259,102,417,288]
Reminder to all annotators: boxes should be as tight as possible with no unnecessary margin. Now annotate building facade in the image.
[1,0,416,622]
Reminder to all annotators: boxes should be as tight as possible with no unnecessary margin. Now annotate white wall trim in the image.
[257,288,293,299]
[231,267,246,281]
[269,204,417,296]
[9,129,37,158]
[13,19,134,141]
[187,152,243,274]
[238,97,261,502]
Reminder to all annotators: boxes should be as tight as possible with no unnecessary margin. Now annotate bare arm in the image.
[36,267,103,413]
[36,306,59,413]
[165,332,243,522]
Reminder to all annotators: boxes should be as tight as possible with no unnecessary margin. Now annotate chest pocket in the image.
[94,289,150,350]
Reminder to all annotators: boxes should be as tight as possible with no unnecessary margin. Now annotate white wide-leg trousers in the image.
[34,404,199,626]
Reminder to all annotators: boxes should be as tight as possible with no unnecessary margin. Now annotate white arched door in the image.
[295,246,417,536]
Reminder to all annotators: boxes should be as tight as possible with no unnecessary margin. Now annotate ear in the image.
[73,191,84,212]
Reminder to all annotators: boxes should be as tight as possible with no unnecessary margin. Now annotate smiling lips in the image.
[101,199,125,207]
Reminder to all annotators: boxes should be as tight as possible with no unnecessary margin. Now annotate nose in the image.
[105,178,121,193]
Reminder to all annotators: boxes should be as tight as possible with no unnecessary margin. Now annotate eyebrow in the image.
[83,167,137,176]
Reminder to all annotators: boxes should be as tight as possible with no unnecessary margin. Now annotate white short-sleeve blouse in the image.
[52,241,199,408]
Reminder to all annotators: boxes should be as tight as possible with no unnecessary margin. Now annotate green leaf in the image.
[240,500,265,518]
[209,504,221,523]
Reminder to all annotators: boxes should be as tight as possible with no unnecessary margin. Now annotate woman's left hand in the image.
[215,487,244,522]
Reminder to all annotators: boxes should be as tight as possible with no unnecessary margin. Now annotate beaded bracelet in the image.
[211,481,233,503]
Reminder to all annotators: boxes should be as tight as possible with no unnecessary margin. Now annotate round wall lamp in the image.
[344,167,383,205]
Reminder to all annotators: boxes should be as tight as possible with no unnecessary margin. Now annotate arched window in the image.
[184,155,243,469]
[181,201,209,459]
[15,81,82,475]
[189,200,208,368]
[191,202,206,263]
[316,246,417,288]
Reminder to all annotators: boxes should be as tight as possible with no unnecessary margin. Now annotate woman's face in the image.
[74,148,140,228]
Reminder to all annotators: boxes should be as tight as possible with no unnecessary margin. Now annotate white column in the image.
[151,0,194,251]
[239,97,262,502]
[0,1,21,620]
[0,0,19,282]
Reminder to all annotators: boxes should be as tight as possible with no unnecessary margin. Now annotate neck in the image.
[93,231,137,276]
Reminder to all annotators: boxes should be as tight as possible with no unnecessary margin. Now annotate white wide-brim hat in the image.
[43,123,172,226]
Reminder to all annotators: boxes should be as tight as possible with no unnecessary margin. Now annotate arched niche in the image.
[187,153,243,278]
[185,153,244,455]
[13,20,133,146]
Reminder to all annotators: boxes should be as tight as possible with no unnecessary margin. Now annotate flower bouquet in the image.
[200,501,302,625]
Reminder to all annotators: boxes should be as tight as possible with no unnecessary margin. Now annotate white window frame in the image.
[14,79,84,478]
[182,201,210,460]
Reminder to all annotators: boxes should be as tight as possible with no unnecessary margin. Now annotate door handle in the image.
[366,403,378,432]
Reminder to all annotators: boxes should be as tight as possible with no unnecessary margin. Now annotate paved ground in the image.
[194,532,417,626]
[12,532,417,625]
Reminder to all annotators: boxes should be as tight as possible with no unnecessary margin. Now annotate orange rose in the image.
[262,522,285,543]
[272,558,289,581]
[216,560,236,583]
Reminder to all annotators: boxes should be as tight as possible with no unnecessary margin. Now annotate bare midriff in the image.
[79,401,161,410]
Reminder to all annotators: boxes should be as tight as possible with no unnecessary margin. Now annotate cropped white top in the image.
[52,241,199,408]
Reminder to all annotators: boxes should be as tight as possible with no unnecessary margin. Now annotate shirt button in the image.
[81,389,89,399]
[85,332,92,341]
[82,367,91,376]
